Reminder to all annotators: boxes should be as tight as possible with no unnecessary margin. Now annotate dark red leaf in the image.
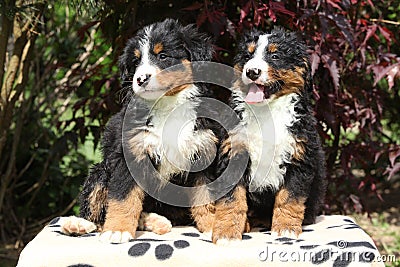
[371,63,400,88]
[327,0,343,10]
[325,13,355,49]
[254,7,264,25]
[386,162,400,180]
[225,18,236,38]
[321,54,340,91]
[374,150,384,163]
[181,2,203,11]
[196,9,208,27]
[269,2,295,17]
[387,64,400,90]
[366,0,375,8]
[268,8,277,22]
[378,26,392,41]
[358,180,365,189]
[370,183,376,191]
[362,24,377,46]
[389,148,400,167]
[239,0,253,24]
[318,14,329,39]
[310,47,321,76]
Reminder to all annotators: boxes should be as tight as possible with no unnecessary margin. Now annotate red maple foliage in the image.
[77,0,400,213]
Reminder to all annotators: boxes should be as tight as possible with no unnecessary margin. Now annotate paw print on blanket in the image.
[126,232,253,261]
[127,238,190,260]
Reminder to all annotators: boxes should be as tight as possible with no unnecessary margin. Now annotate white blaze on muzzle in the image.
[241,34,271,103]
[132,29,162,99]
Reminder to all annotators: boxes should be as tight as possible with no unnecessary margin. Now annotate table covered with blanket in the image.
[17,215,384,267]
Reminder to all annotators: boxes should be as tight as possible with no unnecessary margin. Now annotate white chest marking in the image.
[136,86,217,179]
[242,93,300,192]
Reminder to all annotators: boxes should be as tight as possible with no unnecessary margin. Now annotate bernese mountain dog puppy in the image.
[62,19,228,243]
[219,27,327,238]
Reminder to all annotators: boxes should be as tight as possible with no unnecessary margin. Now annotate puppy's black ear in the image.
[119,54,129,84]
[181,24,213,61]
[304,62,313,93]
[242,28,262,44]
[234,29,262,64]
[118,38,137,87]
[294,35,314,94]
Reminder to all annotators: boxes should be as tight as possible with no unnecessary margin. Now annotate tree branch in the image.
[0,6,14,107]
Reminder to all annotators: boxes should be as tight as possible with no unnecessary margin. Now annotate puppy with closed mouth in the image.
[62,19,227,243]
[219,27,326,239]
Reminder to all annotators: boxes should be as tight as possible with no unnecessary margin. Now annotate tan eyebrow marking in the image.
[134,49,141,58]
[247,42,256,53]
[268,43,278,53]
[153,42,163,54]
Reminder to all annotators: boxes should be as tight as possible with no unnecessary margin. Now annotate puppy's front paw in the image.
[271,223,302,238]
[139,212,172,235]
[61,216,97,235]
[214,237,242,247]
[212,225,243,245]
[99,230,133,243]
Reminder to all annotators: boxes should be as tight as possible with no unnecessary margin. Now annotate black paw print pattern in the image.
[127,238,190,261]
[126,231,253,261]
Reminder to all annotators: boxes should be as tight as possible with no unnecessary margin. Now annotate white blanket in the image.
[17,215,384,267]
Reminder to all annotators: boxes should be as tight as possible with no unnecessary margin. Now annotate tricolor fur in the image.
[221,27,327,237]
[78,19,224,243]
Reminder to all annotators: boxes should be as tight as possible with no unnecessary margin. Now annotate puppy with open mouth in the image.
[219,27,327,239]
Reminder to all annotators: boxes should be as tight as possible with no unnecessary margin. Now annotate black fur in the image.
[223,27,327,229]
[79,19,219,231]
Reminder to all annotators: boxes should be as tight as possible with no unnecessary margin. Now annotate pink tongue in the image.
[245,84,265,103]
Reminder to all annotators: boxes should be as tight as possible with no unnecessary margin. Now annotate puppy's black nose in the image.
[137,74,152,86]
[246,68,261,81]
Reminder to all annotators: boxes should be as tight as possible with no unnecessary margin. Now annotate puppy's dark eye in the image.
[244,54,251,60]
[158,53,168,60]
[271,54,280,60]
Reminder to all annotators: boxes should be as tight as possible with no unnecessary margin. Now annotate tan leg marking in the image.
[102,186,145,237]
[212,185,248,244]
[271,188,306,237]
[191,183,215,233]
[192,204,215,233]
[88,184,108,224]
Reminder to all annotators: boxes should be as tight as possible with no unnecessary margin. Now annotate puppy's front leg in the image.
[212,185,248,245]
[271,188,306,238]
[100,185,145,243]
[191,181,215,234]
